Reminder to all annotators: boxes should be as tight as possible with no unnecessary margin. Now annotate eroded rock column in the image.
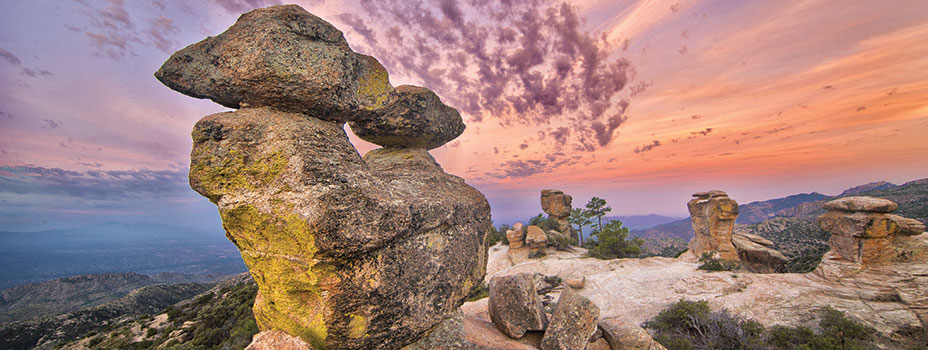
[541,189,574,239]
[157,5,490,349]
[687,190,739,261]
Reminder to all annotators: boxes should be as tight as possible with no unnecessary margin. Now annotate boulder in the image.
[565,277,585,289]
[818,197,926,265]
[598,318,667,350]
[155,5,393,122]
[687,190,739,261]
[525,226,548,249]
[822,196,898,213]
[349,85,465,149]
[731,232,788,273]
[246,331,313,350]
[403,311,539,350]
[588,338,611,350]
[488,274,548,338]
[540,289,600,350]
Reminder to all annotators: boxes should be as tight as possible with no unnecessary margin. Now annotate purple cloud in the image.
[634,140,661,154]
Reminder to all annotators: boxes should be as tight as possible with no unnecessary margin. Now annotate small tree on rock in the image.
[585,196,612,233]
[569,208,592,245]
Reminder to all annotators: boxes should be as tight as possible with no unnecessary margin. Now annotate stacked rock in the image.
[157,5,490,350]
[540,190,576,239]
[818,196,926,265]
[687,190,740,261]
[507,223,549,264]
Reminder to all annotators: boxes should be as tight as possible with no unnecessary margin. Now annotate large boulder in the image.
[349,85,465,149]
[525,226,548,249]
[687,190,740,261]
[487,274,548,338]
[185,108,490,349]
[818,197,926,265]
[155,5,393,122]
[598,318,667,350]
[731,232,788,273]
[540,289,600,350]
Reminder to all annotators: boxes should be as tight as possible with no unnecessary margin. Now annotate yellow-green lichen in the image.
[347,314,368,339]
[356,56,392,110]
[189,146,288,200]
[220,204,334,349]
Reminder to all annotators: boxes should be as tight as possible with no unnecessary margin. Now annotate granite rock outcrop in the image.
[818,196,925,265]
[687,191,740,261]
[540,190,575,238]
[158,5,490,349]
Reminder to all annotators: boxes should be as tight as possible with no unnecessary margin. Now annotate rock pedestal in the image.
[818,196,925,265]
[541,190,575,238]
[687,190,740,261]
[158,5,490,350]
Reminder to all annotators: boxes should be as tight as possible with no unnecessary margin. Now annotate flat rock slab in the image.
[823,196,898,213]
[540,289,600,350]
[488,274,548,338]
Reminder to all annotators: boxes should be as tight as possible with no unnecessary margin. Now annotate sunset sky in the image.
[1,0,927,231]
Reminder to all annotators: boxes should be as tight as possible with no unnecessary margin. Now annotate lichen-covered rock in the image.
[540,289,600,350]
[822,196,898,213]
[488,274,548,338]
[687,190,739,261]
[187,107,490,349]
[818,197,925,265]
[731,232,788,273]
[598,318,666,350]
[349,85,465,149]
[155,5,393,122]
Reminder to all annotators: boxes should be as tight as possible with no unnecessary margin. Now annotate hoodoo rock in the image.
[154,5,393,122]
[159,5,490,350]
[540,190,574,237]
[818,196,926,265]
[687,191,740,261]
[349,85,465,149]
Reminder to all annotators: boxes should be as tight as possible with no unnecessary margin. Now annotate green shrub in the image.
[697,252,739,271]
[528,214,561,232]
[587,220,642,260]
[647,300,879,350]
[548,233,578,251]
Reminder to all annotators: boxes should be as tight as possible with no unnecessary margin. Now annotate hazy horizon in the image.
[2,0,927,232]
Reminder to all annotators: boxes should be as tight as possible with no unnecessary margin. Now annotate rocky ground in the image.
[464,235,928,347]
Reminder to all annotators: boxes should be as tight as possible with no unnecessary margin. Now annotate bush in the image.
[697,252,739,271]
[528,214,561,232]
[547,233,578,251]
[587,220,642,260]
[647,300,879,350]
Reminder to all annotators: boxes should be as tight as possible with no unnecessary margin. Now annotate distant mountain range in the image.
[630,178,928,241]
[0,222,247,290]
[604,214,685,230]
[0,272,223,323]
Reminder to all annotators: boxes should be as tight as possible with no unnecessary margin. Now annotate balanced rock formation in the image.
[159,5,490,349]
[540,190,575,238]
[730,232,788,273]
[488,274,548,338]
[155,5,393,122]
[818,196,925,265]
[349,85,465,149]
[687,190,740,261]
